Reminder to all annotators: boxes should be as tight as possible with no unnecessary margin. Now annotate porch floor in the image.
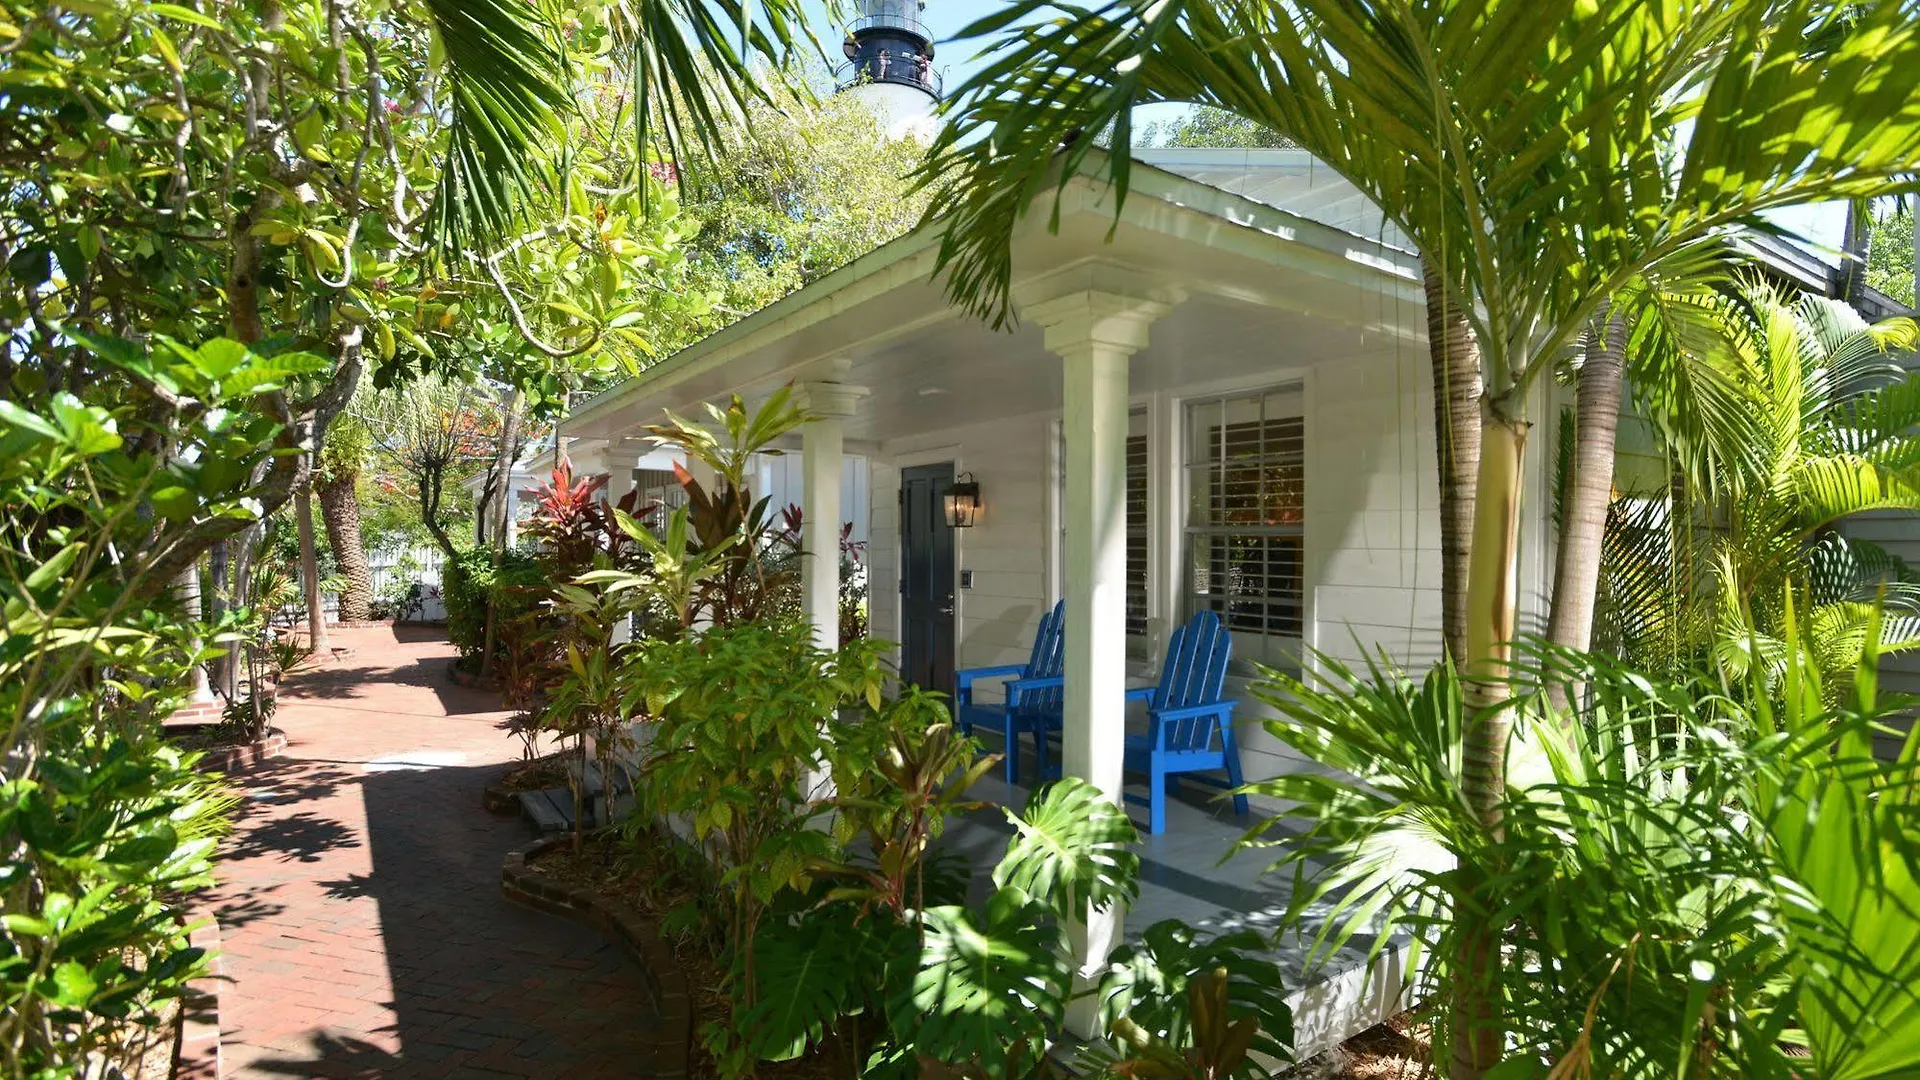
[942,742,1411,1061]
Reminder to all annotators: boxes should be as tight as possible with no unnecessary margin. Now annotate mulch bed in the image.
[119,996,177,1080]
[483,752,570,813]
[1283,1013,1429,1079]
[498,752,568,793]
[524,830,851,1080]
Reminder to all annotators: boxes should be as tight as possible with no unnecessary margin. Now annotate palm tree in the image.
[1605,286,1920,688]
[918,3,1920,1074]
[319,414,376,623]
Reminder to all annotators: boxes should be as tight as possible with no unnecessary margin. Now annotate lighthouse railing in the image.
[849,11,930,38]
[833,59,943,97]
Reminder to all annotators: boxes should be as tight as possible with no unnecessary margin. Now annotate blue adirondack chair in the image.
[954,600,1065,784]
[1121,610,1249,835]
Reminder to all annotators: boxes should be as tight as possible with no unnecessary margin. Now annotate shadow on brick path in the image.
[206,626,664,1079]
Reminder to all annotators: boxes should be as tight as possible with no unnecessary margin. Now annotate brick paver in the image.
[204,626,663,1078]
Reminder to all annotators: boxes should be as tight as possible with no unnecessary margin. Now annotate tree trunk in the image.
[418,462,461,563]
[296,480,332,657]
[1450,404,1528,1080]
[479,389,525,677]
[1425,260,1482,665]
[319,473,373,622]
[487,389,525,548]
[1546,312,1628,678]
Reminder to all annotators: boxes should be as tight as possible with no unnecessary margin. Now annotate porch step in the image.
[518,788,572,834]
[517,783,636,834]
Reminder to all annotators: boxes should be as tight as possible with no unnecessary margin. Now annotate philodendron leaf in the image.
[994,777,1140,922]
[892,887,1067,1072]
[741,906,905,1062]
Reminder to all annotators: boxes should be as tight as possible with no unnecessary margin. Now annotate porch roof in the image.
[563,151,1426,447]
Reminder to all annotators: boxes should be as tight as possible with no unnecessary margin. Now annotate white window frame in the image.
[1176,382,1307,673]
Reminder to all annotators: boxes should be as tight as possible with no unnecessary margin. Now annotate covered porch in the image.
[562,157,1552,1055]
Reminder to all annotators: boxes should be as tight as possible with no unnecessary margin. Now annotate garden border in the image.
[174,909,223,1080]
[189,728,287,774]
[500,836,692,1079]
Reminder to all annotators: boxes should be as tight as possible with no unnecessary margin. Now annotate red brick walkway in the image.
[204,625,663,1079]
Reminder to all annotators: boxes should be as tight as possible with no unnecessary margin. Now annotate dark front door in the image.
[900,462,957,695]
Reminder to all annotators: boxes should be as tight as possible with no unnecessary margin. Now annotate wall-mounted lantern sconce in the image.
[944,472,981,528]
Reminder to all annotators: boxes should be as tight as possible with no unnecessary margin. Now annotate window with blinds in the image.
[1057,412,1152,638]
[1124,433,1149,637]
[1184,385,1304,668]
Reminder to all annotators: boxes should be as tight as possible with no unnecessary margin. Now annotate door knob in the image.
[938,603,954,616]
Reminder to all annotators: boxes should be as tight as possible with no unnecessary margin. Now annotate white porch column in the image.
[1025,287,1173,1036]
[795,379,869,651]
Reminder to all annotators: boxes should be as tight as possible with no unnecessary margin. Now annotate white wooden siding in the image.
[859,346,1546,791]
[1305,352,1445,676]
[755,453,871,544]
[1844,510,1920,698]
[868,416,1058,678]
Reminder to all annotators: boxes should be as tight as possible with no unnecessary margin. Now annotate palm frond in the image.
[926,0,1920,411]
[606,0,822,200]
[425,0,573,252]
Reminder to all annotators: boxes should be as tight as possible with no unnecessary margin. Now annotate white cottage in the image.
[566,147,1556,783]
[560,147,1573,1053]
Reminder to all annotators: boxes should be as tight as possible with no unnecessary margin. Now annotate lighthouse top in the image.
[836,0,940,139]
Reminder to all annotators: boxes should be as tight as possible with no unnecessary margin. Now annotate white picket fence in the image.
[291,545,450,623]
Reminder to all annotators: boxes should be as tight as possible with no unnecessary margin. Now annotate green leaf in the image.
[741,908,897,1061]
[104,826,178,867]
[0,400,63,443]
[50,961,96,1007]
[146,2,224,30]
[47,393,122,454]
[3,914,53,937]
[994,777,1139,920]
[24,542,84,593]
[893,887,1067,1068]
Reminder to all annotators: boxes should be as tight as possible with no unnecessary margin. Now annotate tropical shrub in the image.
[1599,286,1920,691]
[646,390,810,628]
[746,777,1295,1080]
[441,548,542,663]
[624,619,891,962]
[1247,627,1920,1079]
[0,336,313,1075]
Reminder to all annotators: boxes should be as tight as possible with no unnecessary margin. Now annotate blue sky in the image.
[835,0,1849,251]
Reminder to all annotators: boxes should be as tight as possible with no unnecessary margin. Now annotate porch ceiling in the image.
[830,292,1416,443]
[564,155,1427,448]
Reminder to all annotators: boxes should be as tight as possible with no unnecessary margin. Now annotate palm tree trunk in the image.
[1837,197,1872,305]
[1546,312,1628,670]
[1425,261,1483,664]
[1451,402,1529,1080]
[296,481,332,658]
[319,473,373,622]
